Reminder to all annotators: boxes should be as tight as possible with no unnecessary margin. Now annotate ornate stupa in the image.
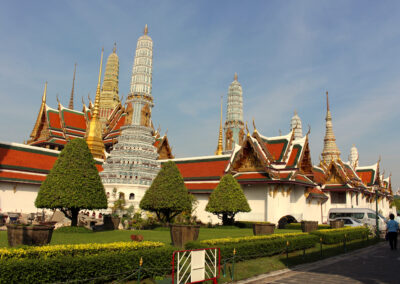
[321,91,341,164]
[290,110,303,140]
[100,25,160,185]
[349,144,359,168]
[223,72,244,152]
[99,43,120,127]
[85,49,106,159]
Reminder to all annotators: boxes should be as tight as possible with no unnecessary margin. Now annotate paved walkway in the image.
[239,242,399,284]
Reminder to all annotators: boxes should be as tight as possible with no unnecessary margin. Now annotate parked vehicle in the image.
[331,217,363,227]
[328,208,387,230]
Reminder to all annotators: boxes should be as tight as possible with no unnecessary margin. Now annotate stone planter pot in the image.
[253,223,275,235]
[170,225,200,248]
[301,221,318,232]
[111,217,121,230]
[6,224,55,247]
[330,220,344,229]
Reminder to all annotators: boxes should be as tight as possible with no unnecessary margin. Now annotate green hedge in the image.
[186,233,318,261]
[310,227,370,244]
[234,221,271,228]
[284,223,330,230]
[0,246,174,284]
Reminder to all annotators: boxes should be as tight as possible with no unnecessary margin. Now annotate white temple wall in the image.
[0,182,40,213]
[192,194,220,224]
[103,183,149,213]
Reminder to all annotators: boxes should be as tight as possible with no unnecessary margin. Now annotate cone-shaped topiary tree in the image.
[206,174,251,225]
[140,161,192,223]
[35,138,107,226]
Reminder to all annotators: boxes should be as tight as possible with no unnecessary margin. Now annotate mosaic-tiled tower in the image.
[321,91,341,164]
[224,73,244,152]
[100,25,160,185]
[99,44,120,128]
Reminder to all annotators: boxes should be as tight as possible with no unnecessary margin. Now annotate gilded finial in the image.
[144,24,148,35]
[234,72,238,81]
[56,94,60,105]
[294,109,297,115]
[81,96,85,106]
[279,129,282,136]
[113,42,117,53]
[252,118,257,133]
[307,124,311,135]
[246,122,250,137]
[42,81,47,103]
[215,95,223,155]
[92,48,104,118]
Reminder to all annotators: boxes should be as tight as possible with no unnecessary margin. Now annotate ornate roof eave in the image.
[251,131,274,161]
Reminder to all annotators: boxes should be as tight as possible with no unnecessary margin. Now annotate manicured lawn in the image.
[0,228,300,247]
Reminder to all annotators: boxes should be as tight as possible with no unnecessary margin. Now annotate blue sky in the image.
[0,1,399,191]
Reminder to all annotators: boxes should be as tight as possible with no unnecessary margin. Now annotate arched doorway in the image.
[278,215,297,229]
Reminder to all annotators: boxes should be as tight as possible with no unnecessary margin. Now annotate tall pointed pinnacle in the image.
[42,81,47,103]
[321,90,341,165]
[85,48,105,159]
[29,82,48,142]
[144,24,148,35]
[93,49,104,119]
[234,72,238,81]
[215,96,223,155]
[113,42,116,53]
[69,63,76,110]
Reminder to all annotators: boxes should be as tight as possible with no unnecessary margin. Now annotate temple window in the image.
[129,193,135,200]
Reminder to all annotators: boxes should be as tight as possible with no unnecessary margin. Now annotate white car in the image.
[331,217,363,227]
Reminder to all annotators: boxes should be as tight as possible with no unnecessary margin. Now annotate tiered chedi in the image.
[100,25,160,185]
[99,44,120,128]
[321,91,341,164]
[224,73,244,152]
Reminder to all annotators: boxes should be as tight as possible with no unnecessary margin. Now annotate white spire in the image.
[321,91,341,164]
[291,110,303,140]
[349,144,359,168]
[130,24,153,97]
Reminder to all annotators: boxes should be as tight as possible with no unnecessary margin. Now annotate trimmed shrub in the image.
[310,227,370,244]
[284,223,330,230]
[54,226,93,233]
[0,246,174,283]
[0,241,164,260]
[186,233,318,261]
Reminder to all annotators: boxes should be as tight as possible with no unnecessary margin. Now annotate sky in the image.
[0,1,399,191]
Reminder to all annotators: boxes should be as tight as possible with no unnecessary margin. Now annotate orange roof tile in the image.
[47,111,62,129]
[185,183,218,190]
[62,110,86,131]
[175,157,230,180]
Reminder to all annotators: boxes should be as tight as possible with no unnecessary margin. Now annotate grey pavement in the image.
[239,242,399,284]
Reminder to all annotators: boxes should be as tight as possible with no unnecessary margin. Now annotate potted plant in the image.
[301,220,318,232]
[170,212,200,248]
[6,223,55,247]
[253,222,276,235]
[330,220,344,229]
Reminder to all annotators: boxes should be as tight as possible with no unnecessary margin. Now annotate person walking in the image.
[386,213,399,250]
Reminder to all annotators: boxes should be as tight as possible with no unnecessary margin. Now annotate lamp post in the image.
[375,188,379,239]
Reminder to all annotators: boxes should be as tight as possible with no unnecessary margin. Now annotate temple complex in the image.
[0,26,395,224]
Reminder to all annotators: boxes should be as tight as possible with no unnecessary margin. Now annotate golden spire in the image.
[326,91,330,111]
[234,72,238,81]
[215,96,223,155]
[113,42,117,53]
[321,90,340,164]
[28,82,47,142]
[69,63,76,110]
[85,48,105,159]
[144,24,148,35]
